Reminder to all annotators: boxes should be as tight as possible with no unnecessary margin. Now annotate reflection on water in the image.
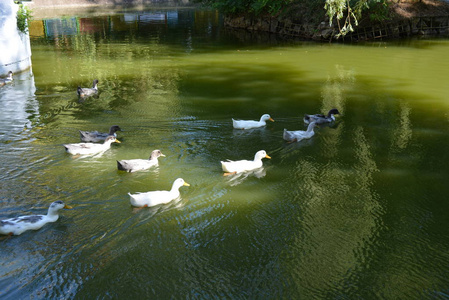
[1,6,449,300]
[0,72,37,141]
[282,126,382,297]
[224,167,266,186]
[31,11,184,38]
[391,101,413,151]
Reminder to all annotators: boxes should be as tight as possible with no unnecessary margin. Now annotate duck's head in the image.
[255,150,271,160]
[150,149,166,160]
[261,114,274,122]
[109,125,122,134]
[105,135,121,144]
[49,200,73,211]
[173,178,190,188]
[328,108,340,116]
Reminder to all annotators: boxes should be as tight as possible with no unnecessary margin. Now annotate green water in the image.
[1,8,449,299]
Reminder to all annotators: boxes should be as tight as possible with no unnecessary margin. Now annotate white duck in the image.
[232,114,274,130]
[64,135,120,155]
[0,201,72,236]
[117,149,165,172]
[304,108,340,124]
[128,178,190,207]
[221,150,271,175]
[77,79,99,98]
[283,122,318,142]
[79,125,122,143]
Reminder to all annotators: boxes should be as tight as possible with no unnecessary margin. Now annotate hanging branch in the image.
[325,0,364,38]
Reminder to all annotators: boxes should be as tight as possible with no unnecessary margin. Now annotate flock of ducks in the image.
[0,76,340,236]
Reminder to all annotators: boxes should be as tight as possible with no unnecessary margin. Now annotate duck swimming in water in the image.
[0,71,13,87]
[303,108,340,124]
[77,79,99,98]
[79,125,122,143]
[283,122,318,142]
[64,135,120,155]
[117,149,166,173]
[221,150,271,175]
[232,114,274,130]
[0,201,72,236]
[128,178,190,207]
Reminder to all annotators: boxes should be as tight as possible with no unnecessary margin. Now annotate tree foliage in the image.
[192,0,293,15]
[194,0,390,38]
[325,0,388,37]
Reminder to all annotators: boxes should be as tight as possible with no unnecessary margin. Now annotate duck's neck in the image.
[306,123,315,132]
[254,155,265,162]
[170,184,181,193]
[103,140,114,147]
[47,209,60,218]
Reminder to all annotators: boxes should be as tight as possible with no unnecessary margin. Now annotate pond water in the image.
[1,6,449,299]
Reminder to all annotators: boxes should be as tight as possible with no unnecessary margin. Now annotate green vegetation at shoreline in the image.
[192,0,291,15]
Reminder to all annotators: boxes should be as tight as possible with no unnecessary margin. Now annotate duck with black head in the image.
[79,125,122,143]
[303,108,340,124]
